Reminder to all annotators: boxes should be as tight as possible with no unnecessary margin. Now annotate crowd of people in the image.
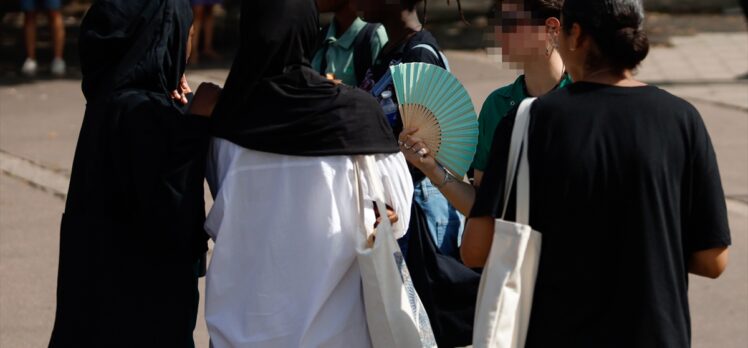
[18,0,223,77]
[47,0,731,347]
[20,0,66,76]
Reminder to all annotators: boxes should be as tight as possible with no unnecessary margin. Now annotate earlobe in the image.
[547,30,559,49]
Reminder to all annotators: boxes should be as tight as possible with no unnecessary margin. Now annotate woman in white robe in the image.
[201,1,414,346]
[205,142,413,347]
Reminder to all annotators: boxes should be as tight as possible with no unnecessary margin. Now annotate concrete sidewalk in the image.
[638,32,748,110]
[1,30,747,347]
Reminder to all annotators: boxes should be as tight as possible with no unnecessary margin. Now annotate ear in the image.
[568,22,583,51]
[545,17,561,46]
[545,17,560,34]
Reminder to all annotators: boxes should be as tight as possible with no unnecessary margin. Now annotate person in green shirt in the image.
[473,71,572,173]
[313,0,388,86]
[399,0,570,217]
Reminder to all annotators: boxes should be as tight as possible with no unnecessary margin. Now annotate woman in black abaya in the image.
[49,1,211,347]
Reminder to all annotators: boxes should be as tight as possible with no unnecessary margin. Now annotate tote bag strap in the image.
[353,157,369,239]
[361,156,394,229]
[501,97,536,221]
[353,155,395,240]
[515,104,531,225]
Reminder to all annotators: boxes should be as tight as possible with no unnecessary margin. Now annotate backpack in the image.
[410,43,451,72]
[318,22,382,85]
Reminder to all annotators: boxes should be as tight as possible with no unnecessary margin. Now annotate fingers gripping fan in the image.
[390,62,479,178]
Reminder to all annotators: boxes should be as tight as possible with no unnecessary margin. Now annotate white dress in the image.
[204,138,414,348]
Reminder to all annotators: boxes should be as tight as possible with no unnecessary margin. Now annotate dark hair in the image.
[489,0,563,33]
[562,0,649,72]
[523,0,563,21]
[400,0,421,11]
[402,0,468,23]
[492,0,563,21]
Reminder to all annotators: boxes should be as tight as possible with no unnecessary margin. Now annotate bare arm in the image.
[435,169,484,216]
[473,170,484,188]
[460,216,495,268]
[422,165,477,216]
[189,82,222,117]
[689,247,728,279]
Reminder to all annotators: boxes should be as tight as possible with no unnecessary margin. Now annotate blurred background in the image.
[1,1,747,347]
[1,0,747,76]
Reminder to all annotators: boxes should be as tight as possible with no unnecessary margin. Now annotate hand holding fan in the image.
[390,62,479,178]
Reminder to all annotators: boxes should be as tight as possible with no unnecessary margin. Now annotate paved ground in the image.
[1,26,747,348]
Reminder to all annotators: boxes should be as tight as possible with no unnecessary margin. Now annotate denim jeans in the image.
[398,178,464,259]
[20,0,61,11]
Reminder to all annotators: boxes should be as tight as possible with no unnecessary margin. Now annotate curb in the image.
[0,149,69,199]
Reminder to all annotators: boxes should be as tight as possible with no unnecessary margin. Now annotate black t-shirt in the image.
[471,82,731,347]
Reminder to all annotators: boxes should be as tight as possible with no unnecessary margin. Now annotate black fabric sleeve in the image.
[685,110,731,252]
[469,105,518,219]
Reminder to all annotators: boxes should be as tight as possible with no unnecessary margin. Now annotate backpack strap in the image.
[352,23,382,84]
[318,24,332,75]
[411,43,451,72]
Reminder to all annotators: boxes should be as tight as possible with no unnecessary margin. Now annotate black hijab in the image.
[79,0,192,103]
[211,0,399,156]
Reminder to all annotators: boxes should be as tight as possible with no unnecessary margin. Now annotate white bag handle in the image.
[501,97,535,225]
[353,159,366,231]
[353,155,394,241]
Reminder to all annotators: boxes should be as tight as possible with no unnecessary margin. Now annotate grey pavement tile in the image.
[695,72,736,80]
[648,53,683,61]
[690,201,748,348]
[723,52,748,62]
[727,66,748,75]
[649,55,687,64]
[0,174,61,348]
[0,81,84,173]
[658,62,696,71]
[670,86,748,110]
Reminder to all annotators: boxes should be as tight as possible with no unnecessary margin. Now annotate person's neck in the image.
[522,52,565,97]
[381,10,423,52]
[333,4,358,38]
[582,68,645,87]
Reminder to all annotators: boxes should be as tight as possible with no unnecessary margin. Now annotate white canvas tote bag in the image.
[354,156,437,348]
[472,98,542,348]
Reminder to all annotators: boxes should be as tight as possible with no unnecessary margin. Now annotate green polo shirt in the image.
[311,17,388,86]
[472,74,573,172]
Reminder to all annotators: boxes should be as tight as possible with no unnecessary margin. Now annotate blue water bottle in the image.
[380,90,399,126]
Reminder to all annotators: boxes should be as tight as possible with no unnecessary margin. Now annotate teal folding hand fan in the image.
[390,62,479,178]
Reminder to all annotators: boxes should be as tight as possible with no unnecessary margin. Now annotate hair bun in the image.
[611,26,649,70]
[562,0,651,72]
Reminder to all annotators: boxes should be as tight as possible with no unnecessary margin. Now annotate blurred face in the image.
[494,2,551,64]
[316,0,348,13]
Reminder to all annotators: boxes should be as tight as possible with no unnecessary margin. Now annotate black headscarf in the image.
[211,0,399,156]
[79,0,192,103]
